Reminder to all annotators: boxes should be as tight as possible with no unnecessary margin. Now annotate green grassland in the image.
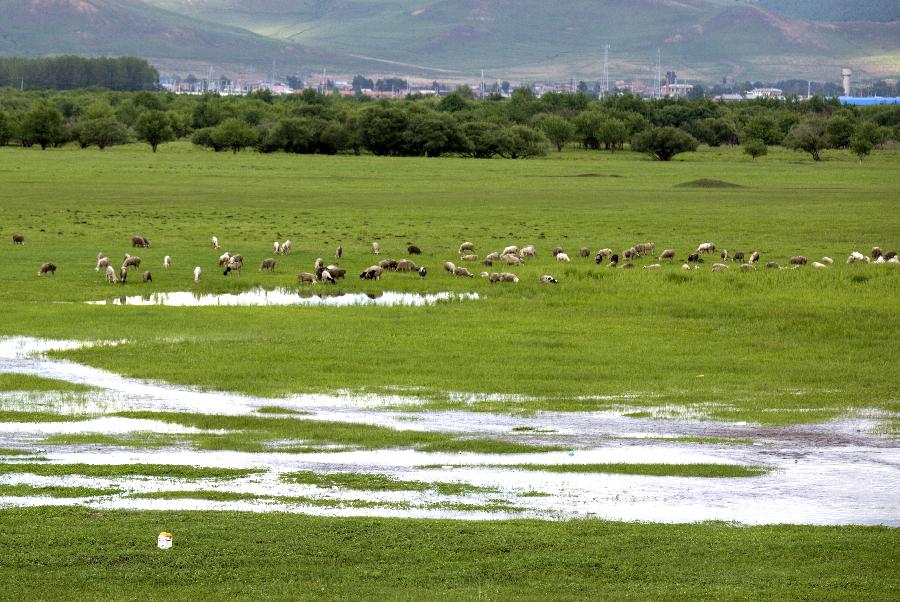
[0,142,897,424]
[0,507,896,600]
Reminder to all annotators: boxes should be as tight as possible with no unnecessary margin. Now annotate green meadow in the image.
[0,142,897,423]
[0,142,898,598]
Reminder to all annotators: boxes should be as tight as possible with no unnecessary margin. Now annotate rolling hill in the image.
[1,0,898,82]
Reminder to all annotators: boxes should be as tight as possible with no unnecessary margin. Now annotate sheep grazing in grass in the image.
[789,256,808,266]
[595,248,613,258]
[459,242,475,254]
[259,258,276,272]
[299,271,317,284]
[371,242,380,255]
[396,259,417,272]
[749,251,760,263]
[12,234,25,245]
[811,262,827,269]
[164,255,172,269]
[622,247,638,260]
[480,271,490,278]
[193,266,202,283]
[142,271,152,282]
[218,252,231,267]
[122,254,141,270]
[712,263,728,271]
[643,263,661,270]
[453,266,474,278]
[579,247,590,258]
[443,261,456,274]
[687,253,702,263]
[659,249,676,261]
[720,249,729,261]
[883,251,897,260]
[335,245,342,260]
[211,236,220,249]
[551,246,564,257]
[501,245,519,256]
[131,235,150,248]
[328,267,347,279]
[697,242,716,254]
[847,251,869,264]
[119,265,127,283]
[635,242,655,256]
[460,254,478,262]
[314,257,324,271]
[732,251,745,263]
[765,261,780,269]
[320,269,336,284]
[223,258,242,276]
[230,254,244,265]
[359,266,383,280]
[105,265,116,283]
[821,257,834,265]
[872,246,883,258]
[281,240,291,255]
[555,252,571,262]
[379,258,399,271]
[484,251,501,262]
[95,255,110,271]
[888,256,900,264]
[273,241,281,255]
[503,254,524,265]
[620,263,635,269]
[540,274,558,284]
[407,245,422,255]
[520,245,536,257]
[499,272,519,283]
[608,253,619,268]
[874,255,886,264]
[595,253,604,265]
[418,266,427,279]
[681,263,692,270]
[740,263,755,271]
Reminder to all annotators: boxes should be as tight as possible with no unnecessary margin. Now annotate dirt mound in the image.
[676,179,743,189]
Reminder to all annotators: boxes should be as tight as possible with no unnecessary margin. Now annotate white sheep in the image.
[811,261,827,269]
[458,241,475,254]
[193,266,202,283]
[520,245,536,257]
[697,242,716,254]
[282,240,292,255]
[712,263,728,271]
[643,263,661,270]
[502,245,519,256]
[211,236,220,249]
[218,252,231,266]
[163,255,172,269]
[274,241,281,255]
[540,274,558,284]
[821,257,833,265]
[555,252,571,262]
[95,255,109,271]
[105,265,116,283]
[372,242,380,254]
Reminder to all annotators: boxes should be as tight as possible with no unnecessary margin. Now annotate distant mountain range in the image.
[1,0,898,83]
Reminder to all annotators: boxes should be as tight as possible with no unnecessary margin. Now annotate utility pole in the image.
[656,48,661,98]
[602,44,610,98]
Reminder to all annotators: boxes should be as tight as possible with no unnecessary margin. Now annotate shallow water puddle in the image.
[0,337,898,525]
[85,289,479,307]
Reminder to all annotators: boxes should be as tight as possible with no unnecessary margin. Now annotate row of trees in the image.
[0,56,159,91]
[0,87,897,160]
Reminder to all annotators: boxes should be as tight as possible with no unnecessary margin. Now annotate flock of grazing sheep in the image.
[12,231,898,288]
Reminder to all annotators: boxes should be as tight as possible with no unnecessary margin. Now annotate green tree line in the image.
[0,86,897,160]
[0,56,159,91]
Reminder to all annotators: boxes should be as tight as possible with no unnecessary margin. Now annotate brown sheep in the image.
[659,249,676,261]
[484,251,501,262]
[551,246,563,256]
[732,251,745,263]
[407,245,422,255]
[872,246,883,258]
[789,256,808,266]
[142,271,152,282]
[37,262,56,276]
[765,261,780,269]
[379,258,398,271]
[298,271,316,284]
[259,258,276,272]
[329,267,347,279]
[335,246,343,260]
[131,235,150,248]
[396,259,417,272]
[12,234,25,245]
[122,254,141,270]
[453,266,474,278]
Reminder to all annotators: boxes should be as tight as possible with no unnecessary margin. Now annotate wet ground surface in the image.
[1,337,898,525]
[85,289,479,307]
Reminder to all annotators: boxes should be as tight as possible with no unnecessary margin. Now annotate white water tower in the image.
[842,68,852,96]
